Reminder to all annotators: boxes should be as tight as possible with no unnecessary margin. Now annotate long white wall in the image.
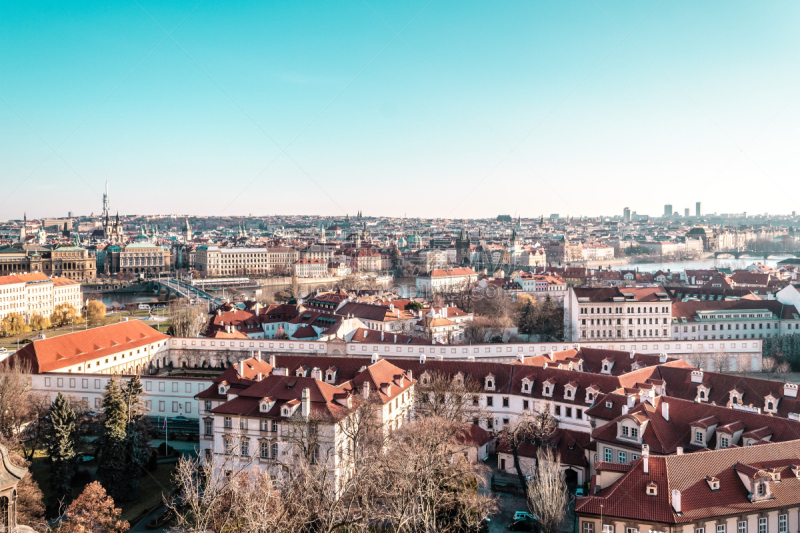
[31,373,213,420]
[166,337,762,364]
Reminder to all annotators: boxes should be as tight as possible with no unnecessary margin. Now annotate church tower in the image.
[184,219,192,242]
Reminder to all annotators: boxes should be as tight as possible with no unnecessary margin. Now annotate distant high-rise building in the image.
[684,208,690,217]
[696,202,702,217]
[664,204,673,217]
[102,179,109,218]
[623,207,631,223]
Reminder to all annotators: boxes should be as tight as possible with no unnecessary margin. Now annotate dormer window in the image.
[699,390,706,400]
[522,378,531,393]
[705,476,720,491]
[605,401,613,409]
[756,482,765,497]
[646,482,657,496]
[695,430,704,444]
[485,374,495,391]
[282,407,290,417]
[602,364,609,372]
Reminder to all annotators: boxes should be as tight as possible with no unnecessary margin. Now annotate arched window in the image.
[0,495,8,531]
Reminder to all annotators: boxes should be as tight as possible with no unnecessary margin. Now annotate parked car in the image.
[138,304,151,310]
[508,514,538,532]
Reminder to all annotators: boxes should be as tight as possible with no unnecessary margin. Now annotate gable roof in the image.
[9,320,168,373]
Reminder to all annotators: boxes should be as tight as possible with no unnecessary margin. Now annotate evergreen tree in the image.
[120,376,149,500]
[95,377,128,500]
[517,300,536,335]
[47,392,78,510]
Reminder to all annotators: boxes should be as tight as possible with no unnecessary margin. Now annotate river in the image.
[611,255,794,273]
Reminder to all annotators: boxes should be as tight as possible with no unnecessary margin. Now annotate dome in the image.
[407,234,422,243]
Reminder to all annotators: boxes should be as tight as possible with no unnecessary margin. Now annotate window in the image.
[502,397,509,408]
[630,427,638,438]
[261,442,269,458]
[271,420,278,432]
[555,406,561,416]
[602,525,614,533]
[158,400,165,412]
[271,443,278,459]
[627,528,638,533]
[695,528,705,533]
[239,418,247,430]
[779,514,787,533]
[224,417,232,428]
[757,483,765,497]
[738,521,747,533]
[758,518,767,533]
[486,396,493,407]
[205,400,211,411]
[523,400,529,410]
[622,426,629,437]
[583,523,595,533]
[720,437,729,447]
[241,440,249,456]
[695,431,703,443]
[204,421,212,435]
[618,451,626,463]
[604,448,612,462]
[717,525,726,533]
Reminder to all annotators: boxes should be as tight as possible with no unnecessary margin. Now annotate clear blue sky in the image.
[2,1,799,220]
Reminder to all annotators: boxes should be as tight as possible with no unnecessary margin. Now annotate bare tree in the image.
[0,360,50,461]
[500,408,558,494]
[761,356,777,374]
[414,371,486,424]
[167,298,206,338]
[526,447,569,533]
[686,352,707,370]
[377,416,497,533]
[709,351,729,373]
[776,361,791,379]
[170,441,294,533]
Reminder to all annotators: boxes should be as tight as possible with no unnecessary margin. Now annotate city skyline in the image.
[2,1,800,219]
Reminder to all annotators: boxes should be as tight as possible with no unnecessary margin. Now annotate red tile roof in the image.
[9,320,168,373]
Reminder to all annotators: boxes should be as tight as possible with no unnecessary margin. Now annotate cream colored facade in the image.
[196,246,298,277]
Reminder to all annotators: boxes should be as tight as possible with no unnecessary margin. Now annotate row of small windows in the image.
[581,306,669,315]
[583,517,788,533]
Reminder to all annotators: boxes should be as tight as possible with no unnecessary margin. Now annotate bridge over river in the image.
[713,250,800,259]
[150,278,224,306]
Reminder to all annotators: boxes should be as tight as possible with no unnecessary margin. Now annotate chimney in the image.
[269,354,276,368]
[630,351,635,360]
[257,372,263,381]
[627,395,636,407]
[676,447,683,455]
[420,354,426,365]
[381,331,384,341]
[273,367,288,376]
[405,370,413,382]
[671,489,681,513]
[642,444,650,474]
[311,367,322,380]
[785,383,799,399]
[255,351,261,362]
[622,405,629,415]
[371,353,379,364]
[362,381,370,400]
[659,352,667,363]
[301,387,311,417]
[238,360,245,376]
[662,400,669,421]
[690,370,703,384]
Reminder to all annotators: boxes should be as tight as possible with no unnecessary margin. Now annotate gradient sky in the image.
[2,1,800,220]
